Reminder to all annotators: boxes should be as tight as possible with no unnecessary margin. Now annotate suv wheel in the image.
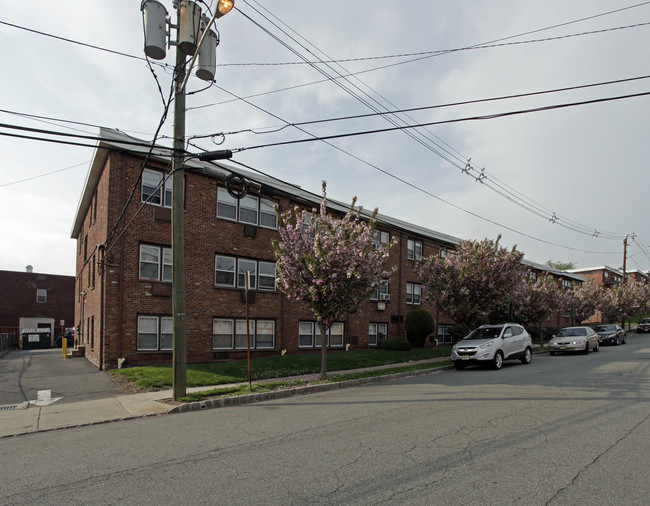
[521,347,532,364]
[492,351,503,370]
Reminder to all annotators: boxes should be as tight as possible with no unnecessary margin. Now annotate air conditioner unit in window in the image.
[379,294,390,301]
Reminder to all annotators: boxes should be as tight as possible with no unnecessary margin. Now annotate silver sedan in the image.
[549,326,600,355]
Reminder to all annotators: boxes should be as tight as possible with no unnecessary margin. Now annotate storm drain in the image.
[0,402,29,411]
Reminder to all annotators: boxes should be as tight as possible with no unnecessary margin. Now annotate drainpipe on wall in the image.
[98,244,105,370]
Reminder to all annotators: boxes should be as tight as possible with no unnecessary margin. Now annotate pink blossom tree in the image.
[272,183,395,379]
[564,280,601,324]
[516,274,564,345]
[416,235,526,329]
[599,282,648,326]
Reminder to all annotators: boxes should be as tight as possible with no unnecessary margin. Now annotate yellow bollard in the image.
[62,336,67,359]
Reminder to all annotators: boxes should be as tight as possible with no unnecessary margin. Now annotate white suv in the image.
[451,323,533,370]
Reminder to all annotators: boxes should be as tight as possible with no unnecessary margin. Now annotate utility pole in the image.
[141,0,234,401]
[172,36,187,401]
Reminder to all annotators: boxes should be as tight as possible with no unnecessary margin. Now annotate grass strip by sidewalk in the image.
[108,348,452,392]
[176,360,453,403]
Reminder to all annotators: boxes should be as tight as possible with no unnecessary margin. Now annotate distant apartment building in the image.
[0,266,75,346]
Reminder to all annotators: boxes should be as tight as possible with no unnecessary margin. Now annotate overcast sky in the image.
[1,0,649,276]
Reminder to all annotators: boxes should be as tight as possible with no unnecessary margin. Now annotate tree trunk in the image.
[537,322,543,348]
[319,322,328,380]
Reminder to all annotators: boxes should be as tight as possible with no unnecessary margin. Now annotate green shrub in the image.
[405,309,435,347]
[449,324,471,343]
[377,336,412,351]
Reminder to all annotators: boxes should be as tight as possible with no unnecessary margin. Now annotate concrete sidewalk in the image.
[0,358,451,438]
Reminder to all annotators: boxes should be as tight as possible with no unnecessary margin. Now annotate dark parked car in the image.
[595,324,626,346]
[637,318,650,334]
[56,328,74,348]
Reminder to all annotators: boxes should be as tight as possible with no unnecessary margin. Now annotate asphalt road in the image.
[1,336,649,505]
[0,348,122,405]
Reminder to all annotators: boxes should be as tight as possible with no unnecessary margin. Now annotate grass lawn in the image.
[108,347,453,391]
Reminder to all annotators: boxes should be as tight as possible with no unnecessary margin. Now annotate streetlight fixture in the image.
[140,0,234,400]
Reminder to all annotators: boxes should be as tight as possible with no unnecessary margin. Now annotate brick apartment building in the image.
[0,267,75,346]
[72,128,586,370]
[71,129,468,370]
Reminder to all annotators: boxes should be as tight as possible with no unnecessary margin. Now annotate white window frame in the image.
[439,248,448,259]
[258,261,277,291]
[406,283,422,305]
[260,199,277,229]
[369,322,388,347]
[237,259,257,289]
[407,239,423,261]
[370,280,389,301]
[299,321,345,349]
[141,169,172,208]
[216,188,277,230]
[437,324,452,345]
[212,318,275,350]
[239,195,259,225]
[215,255,236,287]
[36,288,47,303]
[372,230,390,250]
[137,315,173,351]
[217,188,237,221]
[139,245,172,282]
[212,319,234,349]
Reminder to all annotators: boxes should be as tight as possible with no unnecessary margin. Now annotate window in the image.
[239,195,259,225]
[372,230,390,250]
[139,245,172,282]
[215,255,275,291]
[142,169,172,207]
[260,199,277,229]
[216,188,276,229]
[235,319,255,349]
[370,280,390,301]
[439,248,448,259]
[369,323,388,347]
[237,259,257,289]
[530,271,538,282]
[407,239,423,261]
[36,288,47,303]
[299,321,345,348]
[437,324,452,345]
[259,262,277,291]
[215,255,236,287]
[406,283,421,305]
[212,318,275,350]
[137,316,173,351]
[217,188,237,220]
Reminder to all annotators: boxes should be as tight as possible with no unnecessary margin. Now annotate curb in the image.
[169,364,453,413]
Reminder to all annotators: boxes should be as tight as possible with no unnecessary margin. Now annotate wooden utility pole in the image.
[172,28,188,402]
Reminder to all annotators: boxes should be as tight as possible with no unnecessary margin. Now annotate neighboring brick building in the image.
[524,260,586,328]
[567,266,624,287]
[625,269,649,285]
[71,129,465,370]
[0,267,75,346]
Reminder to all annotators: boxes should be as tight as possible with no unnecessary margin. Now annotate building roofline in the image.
[567,266,623,275]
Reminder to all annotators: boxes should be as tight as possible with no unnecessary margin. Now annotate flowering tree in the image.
[272,183,395,379]
[416,236,526,329]
[516,274,564,346]
[564,280,601,324]
[599,283,649,325]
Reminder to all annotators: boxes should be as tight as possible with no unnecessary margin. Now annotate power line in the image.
[0,161,89,187]
[218,21,650,68]
[232,91,650,153]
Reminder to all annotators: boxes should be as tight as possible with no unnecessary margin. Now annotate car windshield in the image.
[558,328,586,337]
[595,325,615,332]
[466,327,502,340]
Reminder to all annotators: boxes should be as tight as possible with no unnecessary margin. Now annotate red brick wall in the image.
[0,269,74,339]
[76,150,459,369]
